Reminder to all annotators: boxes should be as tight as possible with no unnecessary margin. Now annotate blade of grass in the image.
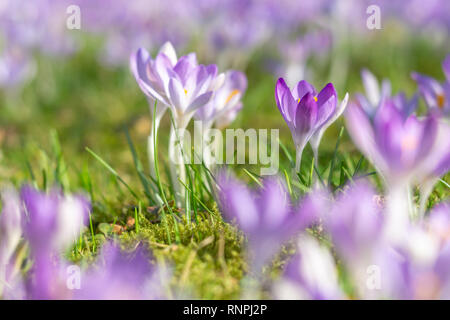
[242,168,263,187]
[85,147,141,202]
[328,126,344,187]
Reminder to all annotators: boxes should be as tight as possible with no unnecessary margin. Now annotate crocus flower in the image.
[356,68,417,119]
[415,121,450,216]
[132,41,219,129]
[217,173,318,274]
[324,182,384,266]
[275,78,345,171]
[346,100,438,237]
[131,42,221,203]
[21,186,90,255]
[74,242,168,300]
[0,48,36,90]
[130,45,168,180]
[194,70,246,167]
[356,69,392,117]
[346,99,438,185]
[195,70,247,129]
[412,54,450,116]
[273,235,344,300]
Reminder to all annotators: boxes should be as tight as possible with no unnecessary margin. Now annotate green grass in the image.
[0,32,449,299]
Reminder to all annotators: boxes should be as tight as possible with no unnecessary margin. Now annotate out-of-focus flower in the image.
[426,203,450,244]
[346,99,438,185]
[74,242,169,300]
[346,100,438,238]
[275,78,343,171]
[324,182,384,265]
[273,235,343,300]
[132,42,219,129]
[415,121,450,215]
[195,70,247,129]
[21,186,90,255]
[356,69,391,117]
[217,173,318,274]
[0,189,23,298]
[0,48,36,90]
[356,69,417,119]
[412,54,450,116]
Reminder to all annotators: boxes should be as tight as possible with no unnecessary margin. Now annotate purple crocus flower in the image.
[346,100,438,238]
[356,69,392,117]
[74,242,168,300]
[273,235,344,300]
[275,78,344,171]
[195,70,247,129]
[217,173,318,274]
[415,121,450,216]
[131,42,219,129]
[21,186,90,255]
[324,182,384,265]
[0,48,36,90]
[346,99,438,185]
[412,54,450,116]
[356,68,418,119]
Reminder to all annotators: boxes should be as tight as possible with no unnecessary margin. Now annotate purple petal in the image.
[275,78,296,124]
[293,80,316,101]
[168,77,187,112]
[130,48,150,83]
[186,91,213,113]
[259,178,288,228]
[315,83,337,128]
[294,92,318,134]
[443,54,450,82]
[173,54,197,86]
[217,173,259,232]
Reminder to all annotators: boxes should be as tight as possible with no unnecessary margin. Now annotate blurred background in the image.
[0,0,449,197]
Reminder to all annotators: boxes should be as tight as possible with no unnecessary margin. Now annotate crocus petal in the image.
[130,48,150,83]
[138,79,169,106]
[168,78,187,112]
[217,173,259,232]
[158,41,177,66]
[174,54,197,85]
[361,69,380,106]
[443,54,450,82]
[275,78,296,123]
[294,92,317,134]
[345,103,382,171]
[416,114,438,164]
[186,91,213,113]
[315,83,337,128]
[293,80,316,101]
[411,72,443,108]
[259,178,288,228]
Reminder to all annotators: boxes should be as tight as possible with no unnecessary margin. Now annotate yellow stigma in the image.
[184,89,188,95]
[225,89,240,104]
[298,96,318,103]
[437,94,445,109]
